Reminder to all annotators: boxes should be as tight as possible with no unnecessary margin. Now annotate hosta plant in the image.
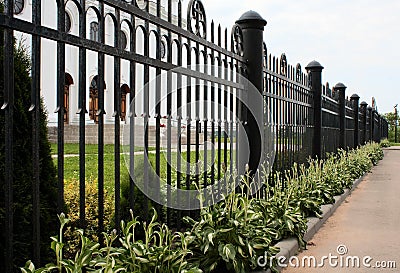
[21,210,202,273]
[21,142,384,273]
[184,189,280,273]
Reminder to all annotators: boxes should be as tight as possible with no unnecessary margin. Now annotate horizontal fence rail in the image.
[0,0,388,271]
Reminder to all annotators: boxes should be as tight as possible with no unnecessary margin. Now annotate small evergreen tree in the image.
[0,12,58,272]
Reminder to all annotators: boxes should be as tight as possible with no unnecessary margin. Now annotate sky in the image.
[195,0,400,114]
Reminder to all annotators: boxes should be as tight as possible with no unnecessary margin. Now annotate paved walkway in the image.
[283,147,400,273]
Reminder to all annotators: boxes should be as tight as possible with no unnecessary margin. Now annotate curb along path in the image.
[275,147,400,272]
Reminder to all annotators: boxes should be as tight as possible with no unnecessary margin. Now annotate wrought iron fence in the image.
[262,54,388,170]
[0,0,388,271]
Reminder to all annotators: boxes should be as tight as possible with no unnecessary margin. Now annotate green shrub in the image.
[63,179,114,258]
[0,26,58,271]
[380,138,390,148]
[365,142,384,165]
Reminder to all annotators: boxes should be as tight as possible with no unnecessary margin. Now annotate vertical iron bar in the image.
[272,60,278,170]
[154,40,162,220]
[166,0,172,226]
[143,17,150,222]
[31,0,41,264]
[97,1,105,238]
[278,73,283,169]
[78,0,87,228]
[203,51,208,203]
[3,0,15,270]
[57,0,66,213]
[217,25,221,189]
[114,8,121,231]
[176,0,182,229]
[235,62,241,189]
[186,39,192,215]
[223,52,228,186]
[229,61,234,184]
[283,77,287,168]
[154,0,162,222]
[176,43,182,229]
[210,21,215,189]
[223,30,228,173]
[129,12,136,217]
[195,43,200,204]
[166,62,172,226]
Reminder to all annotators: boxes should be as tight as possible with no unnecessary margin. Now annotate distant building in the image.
[14,0,180,128]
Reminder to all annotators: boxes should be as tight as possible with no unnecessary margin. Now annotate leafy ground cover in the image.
[22,143,384,273]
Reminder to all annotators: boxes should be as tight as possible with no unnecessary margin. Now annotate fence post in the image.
[367,106,373,142]
[305,61,324,159]
[360,101,368,144]
[385,117,388,139]
[395,106,398,143]
[377,114,381,142]
[350,94,360,147]
[236,11,267,175]
[335,83,347,149]
[372,109,376,142]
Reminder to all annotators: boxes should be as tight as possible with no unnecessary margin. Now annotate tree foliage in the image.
[383,112,398,142]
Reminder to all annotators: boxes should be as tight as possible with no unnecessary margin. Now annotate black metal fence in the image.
[0,0,388,271]
[262,53,388,171]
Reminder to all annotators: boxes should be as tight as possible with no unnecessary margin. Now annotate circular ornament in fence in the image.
[231,24,244,56]
[187,0,207,39]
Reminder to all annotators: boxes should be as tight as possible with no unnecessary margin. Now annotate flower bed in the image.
[21,143,384,273]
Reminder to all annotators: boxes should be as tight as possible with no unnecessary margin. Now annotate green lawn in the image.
[50,143,153,155]
[52,143,232,193]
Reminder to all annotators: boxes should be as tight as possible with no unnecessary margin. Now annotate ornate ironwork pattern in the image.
[296,63,302,83]
[231,24,244,56]
[280,53,287,76]
[187,0,207,39]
